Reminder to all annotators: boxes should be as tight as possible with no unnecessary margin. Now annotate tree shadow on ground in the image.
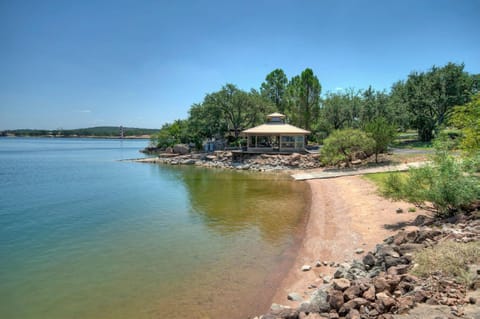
[383,213,435,231]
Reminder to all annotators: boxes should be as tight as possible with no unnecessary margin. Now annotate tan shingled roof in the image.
[241,123,310,135]
[266,112,286,118]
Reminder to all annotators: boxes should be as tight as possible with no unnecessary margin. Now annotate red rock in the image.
[376,292,396,309]
[352,297,369,307]
[373,277,390,293]
[387,264,410,276]
[338,299,358,316]
[332,278,351,291]
[328,290,345,311]
[414,290,428,303]
[397,296,415,314]
[343,285,362,301]
[363,285,376,301]
[345,308,360,319]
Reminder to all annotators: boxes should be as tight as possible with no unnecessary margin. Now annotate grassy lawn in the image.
[392,131,434,150]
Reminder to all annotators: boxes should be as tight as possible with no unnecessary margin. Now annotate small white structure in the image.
[241,113,310,153]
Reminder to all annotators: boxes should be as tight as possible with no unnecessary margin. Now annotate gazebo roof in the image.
[241,123,310,135]
[266,112,286,119]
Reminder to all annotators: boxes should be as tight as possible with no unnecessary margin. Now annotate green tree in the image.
[399,63,474,141]
[321,129,374,167]
[204,84,273,139]
[319,89,362,132]
[388,81,411,131]
[260,69,288,113]
[360,86,392,124]
[364,117,397,163]
[450,93,480,155]
[188,102,226,141]
[285,68,321,132]
[150,119,189,149]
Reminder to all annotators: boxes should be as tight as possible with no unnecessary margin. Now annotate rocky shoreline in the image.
[136,151,324,171]
[255,212,480,319]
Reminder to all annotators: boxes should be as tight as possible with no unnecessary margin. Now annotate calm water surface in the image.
[0,138,308,319]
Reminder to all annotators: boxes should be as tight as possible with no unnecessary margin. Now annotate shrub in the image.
[364,117,397,163]
[382,138,480,217]
[450,93,480,155]
[321,129,374,167]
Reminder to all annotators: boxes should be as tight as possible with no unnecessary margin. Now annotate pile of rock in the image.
[256,214,480,319]
[140,151,323,171]
[243,153,322,170]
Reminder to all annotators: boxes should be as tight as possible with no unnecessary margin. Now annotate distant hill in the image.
[1,126,159,138]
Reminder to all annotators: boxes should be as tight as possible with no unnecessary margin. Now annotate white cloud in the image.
[335,87,344,91]
[78,110,92,113]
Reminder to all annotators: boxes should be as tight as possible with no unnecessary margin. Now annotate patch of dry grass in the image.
[412,241,480,284]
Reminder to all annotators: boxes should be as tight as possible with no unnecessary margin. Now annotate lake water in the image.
[0,138,308,319]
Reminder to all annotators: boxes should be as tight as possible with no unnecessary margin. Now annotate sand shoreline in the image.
[270,175,429,309]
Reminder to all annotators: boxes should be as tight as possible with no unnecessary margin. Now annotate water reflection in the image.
[159,165,309,243]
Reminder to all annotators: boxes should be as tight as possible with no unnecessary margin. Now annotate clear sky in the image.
[1,0,479,130]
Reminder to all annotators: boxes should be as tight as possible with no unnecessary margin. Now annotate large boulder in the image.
[173,144,189,154]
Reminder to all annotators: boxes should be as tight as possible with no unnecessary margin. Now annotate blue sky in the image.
[1,0,479,130]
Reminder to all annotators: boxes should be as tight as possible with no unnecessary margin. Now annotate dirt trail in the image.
[271,175,430,307]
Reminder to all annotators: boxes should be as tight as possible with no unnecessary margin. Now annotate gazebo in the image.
[240,113,310,153]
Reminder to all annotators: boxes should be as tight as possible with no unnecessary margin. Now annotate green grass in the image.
[391,138,433,150]
[391,130,433,149]
[363,172,406,188]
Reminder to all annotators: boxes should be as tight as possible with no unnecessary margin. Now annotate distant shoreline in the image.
[0,135,151,139]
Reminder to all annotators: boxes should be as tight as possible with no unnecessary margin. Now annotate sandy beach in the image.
[272,175,430,308]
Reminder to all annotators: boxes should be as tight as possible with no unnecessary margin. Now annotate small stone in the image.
[373,277,390,293]
[396,208,404,214]
[352,297,369,307]
[355,248,364,254]
[301,265,312,271]
[363,285,375,301]
[287,292,303,302]
[344,285,362,301]
[323,275,332,284]
[333,278,351,291]
[309,289,331,312]
[328,290,345,310]
[334,263,351,279]
[270,303,287,311]
[346,308,361,319]
[362,253,376,267]
[376,292,396,309]
[316,260,322,267]
[469,296,477,304]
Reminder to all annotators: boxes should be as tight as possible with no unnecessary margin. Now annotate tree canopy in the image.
[260,69,288,113]
[391,63,474,141]
[285,68,322,132]
[450,93,480,155]
[150,62,479,152]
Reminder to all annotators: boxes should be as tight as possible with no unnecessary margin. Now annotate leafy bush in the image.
[321,129,374,167]
[383,138,480,216]
[450,93,480,155]
[364,117,397,163]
